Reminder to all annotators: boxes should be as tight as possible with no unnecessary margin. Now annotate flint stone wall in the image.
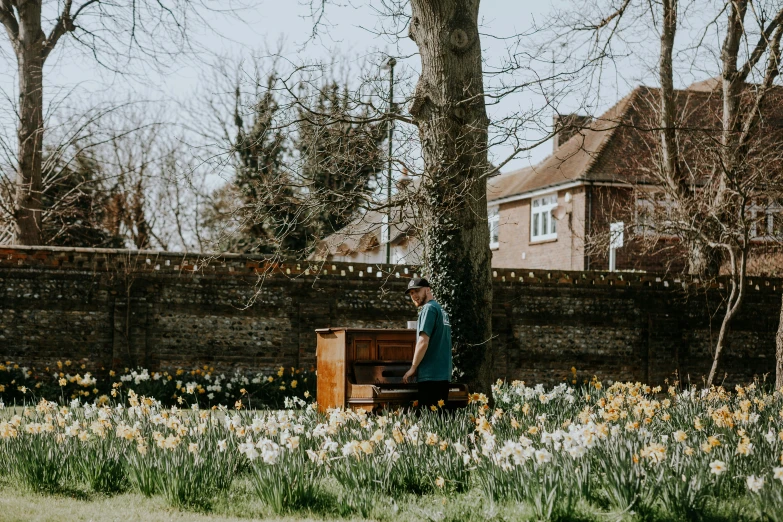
[0,246,780,386]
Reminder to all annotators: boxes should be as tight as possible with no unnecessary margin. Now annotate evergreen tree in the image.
[232,76,309,254]
[295,82,386,239]
[41,146,123,247]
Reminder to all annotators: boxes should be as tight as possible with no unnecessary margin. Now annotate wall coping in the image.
[0,245,781,293]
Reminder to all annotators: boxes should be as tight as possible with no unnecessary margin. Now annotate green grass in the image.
[0,474,763,522]
[0,479,336,522]
[0,478,523,522]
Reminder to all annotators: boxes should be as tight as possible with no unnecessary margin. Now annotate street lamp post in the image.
[385,57,396,265]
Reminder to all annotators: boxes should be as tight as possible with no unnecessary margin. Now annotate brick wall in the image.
[1,246,781,386]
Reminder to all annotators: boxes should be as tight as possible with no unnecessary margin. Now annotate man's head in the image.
[405,277,432,307]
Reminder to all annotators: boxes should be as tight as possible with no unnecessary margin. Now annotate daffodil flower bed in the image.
[1,379,782,521]
[0,360,315,409]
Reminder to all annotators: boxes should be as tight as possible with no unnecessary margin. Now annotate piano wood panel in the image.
[315,329,347,411]
[352,337,376,360]
[377,341,414,360]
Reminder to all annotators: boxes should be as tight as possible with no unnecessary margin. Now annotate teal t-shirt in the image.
[416,300,452,382]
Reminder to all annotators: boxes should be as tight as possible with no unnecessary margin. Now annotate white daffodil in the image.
[709,460,726,475]
[747,475,765,493]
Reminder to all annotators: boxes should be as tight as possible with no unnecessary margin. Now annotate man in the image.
[402,277,452,409]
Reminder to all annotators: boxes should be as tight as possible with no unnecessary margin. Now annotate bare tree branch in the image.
[737,7,783,83]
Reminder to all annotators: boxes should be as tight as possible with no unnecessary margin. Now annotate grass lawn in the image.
[0,475,760,522]
[0,483,355,522]
[0,489,282,522]
[0,475,542,522]
[0,472,602,522]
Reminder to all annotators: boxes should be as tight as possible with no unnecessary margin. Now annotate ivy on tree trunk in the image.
[408,0,494,395]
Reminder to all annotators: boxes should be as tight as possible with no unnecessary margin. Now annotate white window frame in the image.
[633,193,783,241]
[634,197,655,236]
[530,194,557,241]
[749,198,783,239]
[748,200,762,238]
[488,206,500,249]
[634,192,676,237]
[381,213,390,244]
[768,200,783,239]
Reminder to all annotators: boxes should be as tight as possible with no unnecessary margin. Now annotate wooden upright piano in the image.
[316,327,469,412]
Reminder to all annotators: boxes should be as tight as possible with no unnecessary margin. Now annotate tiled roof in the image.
[487,89,637,202]
[317,176,421,257]
[686,77,721,92]
[488,80,783,202]
[316,208,415,257]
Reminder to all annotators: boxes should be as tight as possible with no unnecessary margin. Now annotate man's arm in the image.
[402,332,429,383]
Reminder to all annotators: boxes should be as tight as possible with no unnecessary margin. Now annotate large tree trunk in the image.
[408,0,494,396]
[777,294,783,390]
[13,2,46,245]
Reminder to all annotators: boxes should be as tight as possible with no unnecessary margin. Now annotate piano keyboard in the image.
[379,388,416,395]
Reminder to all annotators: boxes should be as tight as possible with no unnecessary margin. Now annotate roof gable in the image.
[488,89,638,202]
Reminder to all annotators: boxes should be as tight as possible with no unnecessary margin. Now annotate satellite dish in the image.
[552,205,568,220]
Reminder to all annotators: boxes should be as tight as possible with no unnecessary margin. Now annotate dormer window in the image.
[531,194,557,241]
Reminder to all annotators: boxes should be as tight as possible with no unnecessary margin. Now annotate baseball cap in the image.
[405,277,430,295]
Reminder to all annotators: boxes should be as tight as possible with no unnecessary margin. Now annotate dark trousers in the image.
[418,380,450,408]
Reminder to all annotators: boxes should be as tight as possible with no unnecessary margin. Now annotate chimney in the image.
[553,113,592,151]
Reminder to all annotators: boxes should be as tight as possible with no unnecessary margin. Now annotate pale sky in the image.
[0,0,721,174]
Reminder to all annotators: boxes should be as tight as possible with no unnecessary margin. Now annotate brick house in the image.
[486,90,634,271]
[489,79,783,274]
[318,79,783,274]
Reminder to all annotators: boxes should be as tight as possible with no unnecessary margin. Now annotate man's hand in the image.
[405,332,428,383]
